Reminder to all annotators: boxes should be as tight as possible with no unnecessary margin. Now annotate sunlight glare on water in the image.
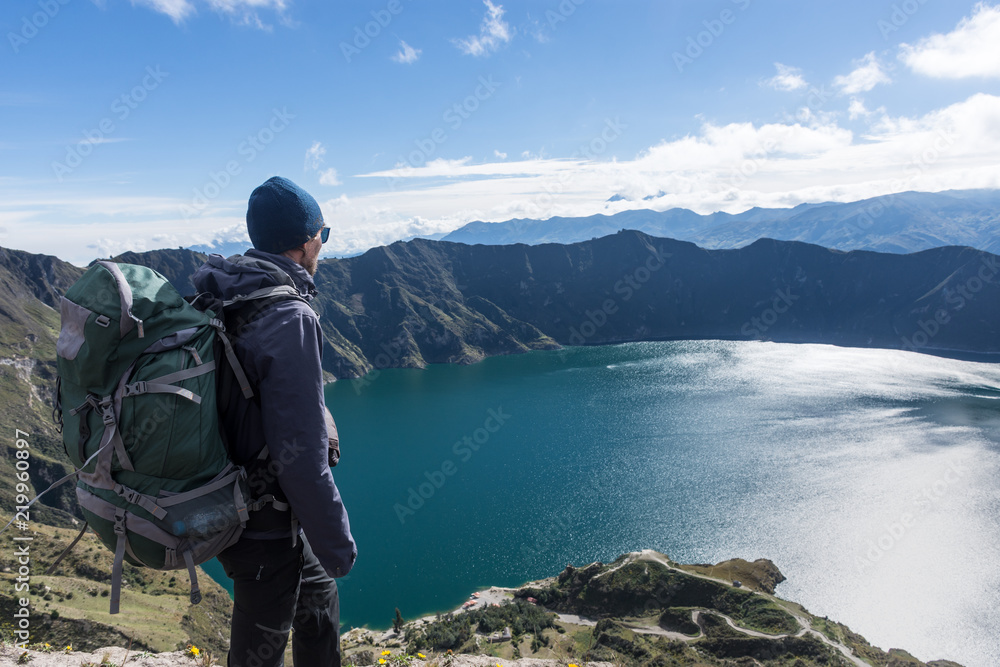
[238,340,999,666]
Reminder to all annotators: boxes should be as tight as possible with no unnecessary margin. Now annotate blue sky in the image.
[2,0,999,264]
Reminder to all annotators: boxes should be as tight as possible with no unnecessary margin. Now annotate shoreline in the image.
[325,337,1000,383]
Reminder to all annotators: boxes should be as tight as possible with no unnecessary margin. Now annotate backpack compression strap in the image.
[0,440,114,537]
[95,260,145,339]
[221,284,302,308]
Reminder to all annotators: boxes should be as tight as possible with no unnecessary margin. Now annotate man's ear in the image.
[283,243,307,256]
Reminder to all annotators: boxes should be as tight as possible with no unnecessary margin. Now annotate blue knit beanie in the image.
[246,176,324,253]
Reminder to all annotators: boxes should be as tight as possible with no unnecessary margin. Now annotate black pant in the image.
[217,534,341,667]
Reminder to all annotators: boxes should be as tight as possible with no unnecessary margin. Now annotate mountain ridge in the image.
[441,189,1000,255]
[3,231,998,384]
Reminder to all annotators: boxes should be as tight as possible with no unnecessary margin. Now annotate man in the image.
[192,176,357,667]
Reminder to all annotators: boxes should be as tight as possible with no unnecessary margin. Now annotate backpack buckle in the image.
[248,494,280,512]
[114,484,139,505]
[113,512,126,536]
[248,494,271,512]
[122,382,147,398]
[100,404,116,426]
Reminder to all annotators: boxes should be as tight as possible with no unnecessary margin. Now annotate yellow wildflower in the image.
[418,653,426,659]
[379,660,386,665]
[187,645,200,657]
[382,650,392,655]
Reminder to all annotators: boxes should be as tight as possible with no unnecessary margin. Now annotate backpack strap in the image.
[222,285,303,308]
[110,509,128,614]
[52,376,64,436]
[156,464,249,517]
[95,260,145,339]
[0,438,113,537]
[69,395,102,464]
[247,494,290,513]
[211,321,254,400]
[121,361,217,404]
[111,484,168,521]
[206,284,311,541]
[183,550,202,605]
[44,522,90,576]
[84,365,141,480]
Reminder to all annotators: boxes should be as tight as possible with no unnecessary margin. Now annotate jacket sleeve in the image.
[251,303,357,578]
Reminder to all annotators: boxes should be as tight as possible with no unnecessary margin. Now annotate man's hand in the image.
[324,406,340,467]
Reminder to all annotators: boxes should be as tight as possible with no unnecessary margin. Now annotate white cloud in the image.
[130,0,195,23]
[319,168,342,186]
[834,52,891,94]
[8,95,1000,265]
[900,3,1000,78]
[848,98,869,120]
[365,157,569,180]
[765,63,807,92]
[75,136,131,146]
[305,141,326,171]
[494,150,508,159]
[379,157,475,179]
[131,0,286,27]
[344,93,1000,240]
[305,143,341,186]
[453,0,512,57]
[189,222,251,247]
[0,190,247,265]
[208,0,286,12]
[392,40,422,64]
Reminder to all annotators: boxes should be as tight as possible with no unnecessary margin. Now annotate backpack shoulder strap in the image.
[222,285,304,308]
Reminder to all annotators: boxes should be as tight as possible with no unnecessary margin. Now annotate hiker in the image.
[192,176,357,667]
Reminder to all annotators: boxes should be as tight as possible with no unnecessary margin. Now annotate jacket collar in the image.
[244,248,318,301]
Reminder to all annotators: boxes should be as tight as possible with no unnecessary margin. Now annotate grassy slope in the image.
[0,522,232,655]
[0,273,80,527]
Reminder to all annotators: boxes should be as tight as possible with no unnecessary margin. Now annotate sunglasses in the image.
[319,227,330,244]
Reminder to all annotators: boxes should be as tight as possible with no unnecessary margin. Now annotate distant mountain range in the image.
[441,189,1000,255]
[187,240,252,259]
[92,232,1000,379]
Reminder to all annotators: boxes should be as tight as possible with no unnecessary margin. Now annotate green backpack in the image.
[53,260,254,614]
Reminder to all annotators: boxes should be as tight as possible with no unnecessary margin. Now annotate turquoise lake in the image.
[204,341,1000,667]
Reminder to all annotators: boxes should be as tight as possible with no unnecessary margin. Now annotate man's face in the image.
[301,228,323,276]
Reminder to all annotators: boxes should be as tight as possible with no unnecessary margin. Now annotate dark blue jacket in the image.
[192,249,357,578]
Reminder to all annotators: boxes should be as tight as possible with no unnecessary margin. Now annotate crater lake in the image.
[207,340,1000,667]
